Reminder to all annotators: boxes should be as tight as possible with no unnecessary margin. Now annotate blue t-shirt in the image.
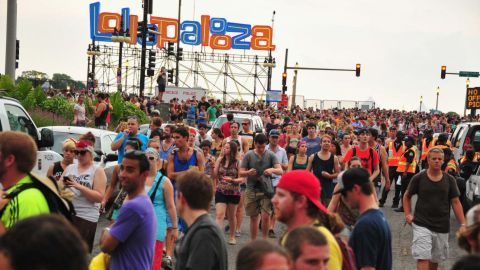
[302,136,321,157]
[114,132,149,163]
[349,209,392,270]
[109,195,157,270]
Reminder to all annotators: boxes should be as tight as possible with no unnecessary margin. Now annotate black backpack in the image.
[0,173,75,222]
[352,146,375,173]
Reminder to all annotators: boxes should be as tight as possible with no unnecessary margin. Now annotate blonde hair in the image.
[63,138,77,150]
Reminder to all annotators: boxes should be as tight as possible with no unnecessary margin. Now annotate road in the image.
[93,198,465,270]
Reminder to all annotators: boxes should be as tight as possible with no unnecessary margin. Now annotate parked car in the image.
[450,122,480,208]
[39,126,118,182]
[0,96,61,176]
[207,110,264,136]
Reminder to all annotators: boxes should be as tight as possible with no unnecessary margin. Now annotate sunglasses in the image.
[148,156,156,161]
[74,150,88,156]
[242,123,249,125]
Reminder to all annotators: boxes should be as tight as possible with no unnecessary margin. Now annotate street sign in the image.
[465,87,480,109]
[266,90,282,102]
[459,71,480,78]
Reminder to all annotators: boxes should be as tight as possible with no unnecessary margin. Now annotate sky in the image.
[1,0,480,113]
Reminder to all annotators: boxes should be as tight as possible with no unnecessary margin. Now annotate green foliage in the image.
[109,92,148,127]
[41,96,74,120]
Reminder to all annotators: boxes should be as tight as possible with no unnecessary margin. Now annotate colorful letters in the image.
[89,2,275,51]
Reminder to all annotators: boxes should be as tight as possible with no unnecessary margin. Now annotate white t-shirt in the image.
[74,103,86,121]
[64,163,101,222]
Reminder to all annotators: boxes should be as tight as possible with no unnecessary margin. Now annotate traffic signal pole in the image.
[175,0,182,87]
[4,0,17,79]
[139,0,149,97]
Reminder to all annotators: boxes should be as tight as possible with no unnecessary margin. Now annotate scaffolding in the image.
[90,44,272,102]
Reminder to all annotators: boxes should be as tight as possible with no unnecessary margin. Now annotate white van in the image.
[451,122,480,162]
[0,96,62,175]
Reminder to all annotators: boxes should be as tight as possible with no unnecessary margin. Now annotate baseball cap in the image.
[269,129,280,137]
[465,205,480,227]
[404,135,415,143]
[277,170,328,214]
[334,167,370,195]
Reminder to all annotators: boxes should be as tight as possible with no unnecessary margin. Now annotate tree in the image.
[51,73,73,89]
[16,70,49,87]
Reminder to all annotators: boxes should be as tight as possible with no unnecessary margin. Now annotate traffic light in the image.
[441,66,446,79]
[177,47,184,60]
[282,72,287,92]
[147,50,156,77]
[167,42,175,56]
[137,21,146,39]
[167,68,174,83]
[355,64,361,77]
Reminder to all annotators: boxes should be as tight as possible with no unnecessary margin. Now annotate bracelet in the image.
[172,227,178,229]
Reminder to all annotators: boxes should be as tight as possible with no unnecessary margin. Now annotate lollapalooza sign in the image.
[89,2,276,51]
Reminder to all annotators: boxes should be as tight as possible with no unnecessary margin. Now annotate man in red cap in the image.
[272,170,343,270]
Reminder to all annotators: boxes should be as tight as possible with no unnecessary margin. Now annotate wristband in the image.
[172,227,178,229]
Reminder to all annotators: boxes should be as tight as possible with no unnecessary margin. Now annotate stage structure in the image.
[88,44,273,103]
[87,1,277,103]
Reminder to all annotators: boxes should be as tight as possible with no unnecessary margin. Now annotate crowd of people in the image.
[0,93,480,270]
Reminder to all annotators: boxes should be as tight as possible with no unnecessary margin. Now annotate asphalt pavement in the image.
[92,197,465,270]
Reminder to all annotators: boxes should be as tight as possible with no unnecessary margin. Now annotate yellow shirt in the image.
[281,223,343,270]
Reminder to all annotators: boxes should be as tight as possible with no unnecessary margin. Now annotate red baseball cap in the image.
[277,170,328,214]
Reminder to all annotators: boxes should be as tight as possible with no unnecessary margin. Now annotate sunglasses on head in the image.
[74,150,88,156]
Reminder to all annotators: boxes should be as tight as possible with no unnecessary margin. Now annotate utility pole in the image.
[175,0,182,86]
[435,86,439,111]
[4,0,17,80]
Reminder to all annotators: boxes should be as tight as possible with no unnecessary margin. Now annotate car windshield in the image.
[214,116,252,129]
[52,132,101,156]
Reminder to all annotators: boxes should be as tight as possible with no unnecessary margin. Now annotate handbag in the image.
[259,175,275,198]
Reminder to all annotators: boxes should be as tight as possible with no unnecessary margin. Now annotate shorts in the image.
[244,190,272,216]
[240,183,247,192]
[72,216,98,253]
[412,224,449,263]
[215,191,240,205]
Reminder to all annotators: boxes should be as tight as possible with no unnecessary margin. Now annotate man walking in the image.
[100,151,156,270]
[111,116,149,163]
[336,167,392,270]
[302,123,321,157]
[266,129,288,238]
[0,132,50,233]
[379,130,405,208]
[343,128,380,181]
[403,147,465,270]
[271,170,343,270]
[239,133,283,240]
[174,170,228,270]
[394,135,418,212]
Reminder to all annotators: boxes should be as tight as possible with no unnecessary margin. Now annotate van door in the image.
[452,125,467,162]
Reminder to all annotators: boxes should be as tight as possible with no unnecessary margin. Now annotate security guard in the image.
[442,148,458,176]
[420,129,436,169]
[394,135,418,212]
[379,130,405,208]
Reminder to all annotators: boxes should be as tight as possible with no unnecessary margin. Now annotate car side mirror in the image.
[39,128,54,148]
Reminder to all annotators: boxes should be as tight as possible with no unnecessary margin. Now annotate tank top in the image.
[173,149,198,175]
[292,155,308,170]
[147,172,168,241]
[312,153,334,182]
[198,111,206,124]
[160,141,175,160]
[52,161,64,181]
[63,163,101,222]
[289,137,300,149]
[94,102,109,126]
[216,160,241,196]
[226,136,243,153]
[239,131,255,150]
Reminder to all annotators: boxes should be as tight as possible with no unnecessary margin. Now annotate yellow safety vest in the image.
[397,147,417,173]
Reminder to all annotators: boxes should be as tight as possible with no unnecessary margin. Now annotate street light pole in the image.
[291,62,299,109]
[465,78,470,117]
[4,0,17,80]
[435,86,439,111]
[419,96,423,112]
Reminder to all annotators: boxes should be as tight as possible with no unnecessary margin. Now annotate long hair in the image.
[221,141,238,167]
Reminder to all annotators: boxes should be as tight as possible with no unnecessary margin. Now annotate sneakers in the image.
[268,229,276,238]
[235,231,241,237]
[379,202,385,207]
[228,238,237,245]
[162,256,173,270]
[391,204,398,209]
[394,207,404,213]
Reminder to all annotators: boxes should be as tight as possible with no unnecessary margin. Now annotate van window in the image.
[4,104,33,135]
[453,127,466,148]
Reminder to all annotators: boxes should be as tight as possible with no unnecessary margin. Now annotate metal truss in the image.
[91,44,272,102]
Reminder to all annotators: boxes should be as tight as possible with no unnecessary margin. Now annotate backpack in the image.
[0,173,75,222]
[335,236,357,270]
[352,146,374,173]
